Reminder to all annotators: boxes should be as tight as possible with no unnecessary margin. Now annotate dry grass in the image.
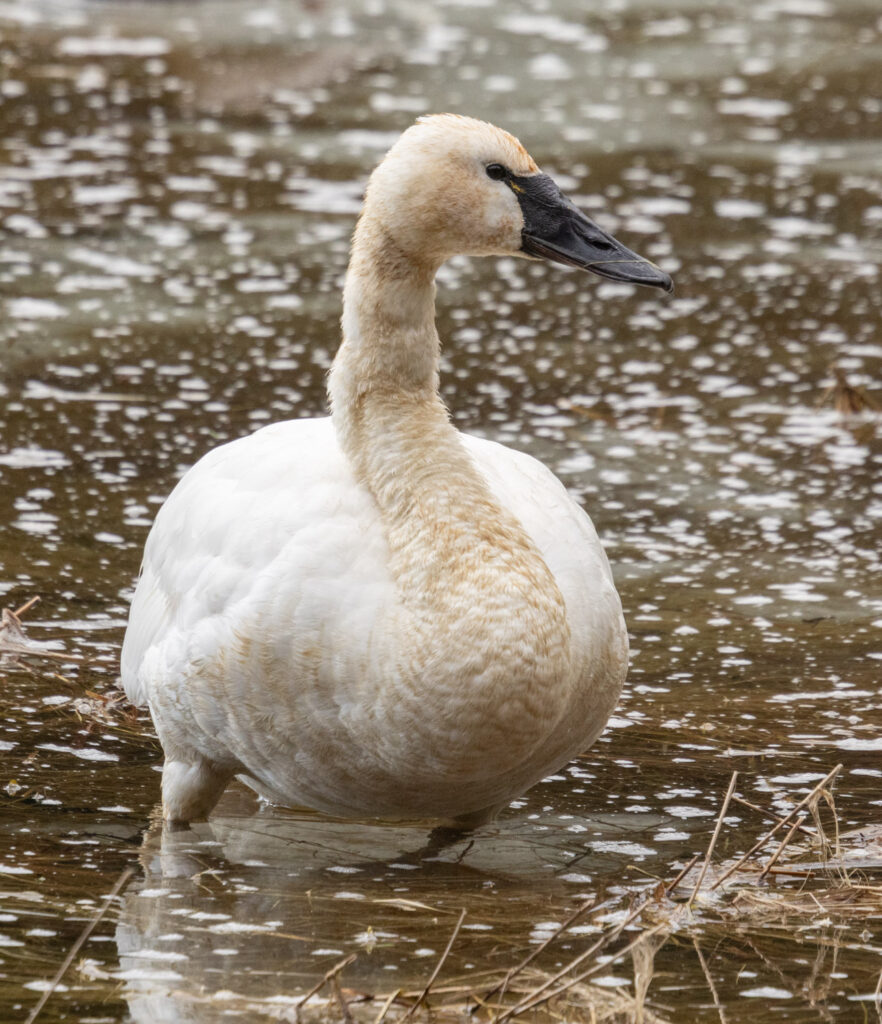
[277,969,672,1024]
[328,764,876,1024]
[9,601,876,1024]
[731,883,882,924]
[0,598,64,666]
[21,761,882,1024]
[0,595,144,739]
[817,365,879,416]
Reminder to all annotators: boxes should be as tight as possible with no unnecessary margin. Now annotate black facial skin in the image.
[494,168,674,293]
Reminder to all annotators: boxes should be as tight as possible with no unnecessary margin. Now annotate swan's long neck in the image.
[328,214,570,733]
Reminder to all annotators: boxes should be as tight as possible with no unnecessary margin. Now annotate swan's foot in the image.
[418,826,476,862]
[161,757,234,825]
[413,803,502,861]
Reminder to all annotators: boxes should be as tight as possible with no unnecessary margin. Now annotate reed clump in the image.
[286,763,875,1024]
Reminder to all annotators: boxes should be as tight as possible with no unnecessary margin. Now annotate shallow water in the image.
[1,0,881,1021]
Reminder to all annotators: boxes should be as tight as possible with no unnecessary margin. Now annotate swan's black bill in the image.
[513,173,674,294]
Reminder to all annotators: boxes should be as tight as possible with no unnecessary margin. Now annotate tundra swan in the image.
[121,114,673,826]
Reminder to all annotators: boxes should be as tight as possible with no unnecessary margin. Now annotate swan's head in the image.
[362,113,673,292]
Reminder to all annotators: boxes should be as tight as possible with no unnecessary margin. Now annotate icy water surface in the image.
[1,0,881,1021]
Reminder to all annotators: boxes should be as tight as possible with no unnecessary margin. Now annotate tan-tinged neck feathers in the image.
[327,174,572,764]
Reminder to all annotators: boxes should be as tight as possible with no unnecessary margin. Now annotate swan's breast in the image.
[121,418,625,818]
[461,433,628,724]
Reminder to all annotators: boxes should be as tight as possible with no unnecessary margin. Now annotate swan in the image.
[121,114,673,827]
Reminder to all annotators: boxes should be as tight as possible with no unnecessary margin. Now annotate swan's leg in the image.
[416,825,476,862]
[411,803,504,861]
[449,803,503,830]
[161,757,234,825]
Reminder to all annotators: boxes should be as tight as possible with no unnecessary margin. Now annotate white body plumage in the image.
[122,417,626,823]
[121,114,670,825]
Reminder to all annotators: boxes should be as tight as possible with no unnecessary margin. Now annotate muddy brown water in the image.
[1,1,881,1021]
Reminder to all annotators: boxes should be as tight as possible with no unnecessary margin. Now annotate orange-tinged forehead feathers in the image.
[406,113,540,175]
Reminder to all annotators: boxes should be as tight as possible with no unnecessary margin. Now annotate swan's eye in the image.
[485,163,508,181]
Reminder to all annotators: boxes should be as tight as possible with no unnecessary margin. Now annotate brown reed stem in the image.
[496,891,654,1024]
[691,771,738,904]
[403,909,466,1021]
[25,866,135,1024]
[482,895,602,1005]
[665,854,700,896]
[758,816,803,882]
[294,953,357,1022]
[731,795,815,838]
[373,989,401,1024]
[13,596,40,618]
[711,764,842,891]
